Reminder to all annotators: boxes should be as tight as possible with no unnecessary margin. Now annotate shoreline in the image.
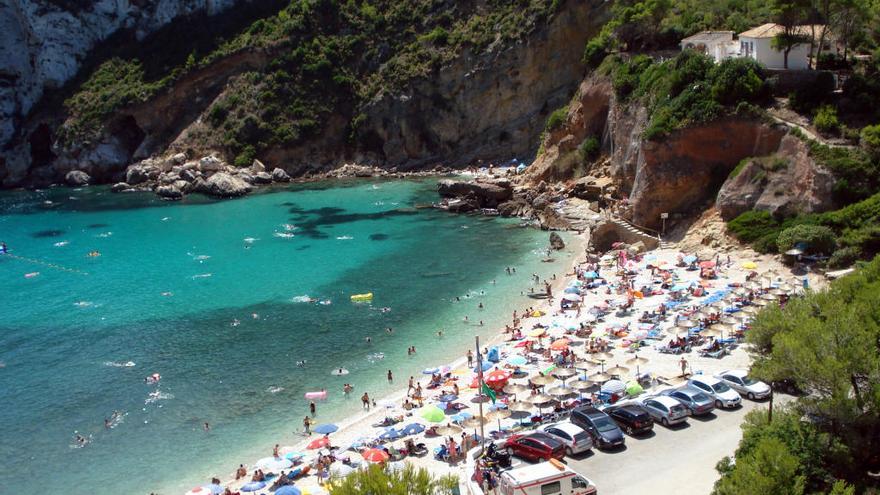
[207,232,589,494]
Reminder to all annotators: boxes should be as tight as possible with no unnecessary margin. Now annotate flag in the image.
[481,382,496,404]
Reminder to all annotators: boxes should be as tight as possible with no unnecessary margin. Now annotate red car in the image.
[504,432,566,461]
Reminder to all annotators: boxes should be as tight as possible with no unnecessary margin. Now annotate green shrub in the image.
[729,158,751,179]
[233,145,256,167]
[776,224,837,254]
[545,105,569,132]
[861,124,880,159]
[813,105,841,135]
[727,210,780,243]
[578,136,601,161]
[754,232,782,253]
[828,247,861,268]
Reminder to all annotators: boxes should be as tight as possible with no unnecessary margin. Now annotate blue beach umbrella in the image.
[275,487,301,495]
[379,427,403,441]
[506,355,527,366]
[422,367,439,375]
[438,393,458,402]
[671,283,691,292]
[451,411,473,423]
[206,484,223,495]
[684,255,697,263]
[401,423,425,435]
[312,423,338,435]
[474,361,492,373]
[240,481,266,492]
[284,451,305,461]
[583,271,599,279]
[564,286,580,294]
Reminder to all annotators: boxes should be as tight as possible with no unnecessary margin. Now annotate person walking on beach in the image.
[303,416,311,435]
[361,392,371,409]
[309,401,316,417]
[387,370,393,383]
[467,350,473,368]
[679,357,689,376]
[273,444,280,458]
[408,376,415,394]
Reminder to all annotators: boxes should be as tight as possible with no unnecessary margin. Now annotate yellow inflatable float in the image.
[350,292,373,302]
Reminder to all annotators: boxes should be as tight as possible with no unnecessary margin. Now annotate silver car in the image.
[640,396,689,426]
[688,376,742,409]
[715,369,772,400]
[661,386,716,416]
[538,420,594,455]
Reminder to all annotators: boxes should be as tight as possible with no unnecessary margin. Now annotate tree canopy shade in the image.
[740,256,880,487]
[329,462,459,495]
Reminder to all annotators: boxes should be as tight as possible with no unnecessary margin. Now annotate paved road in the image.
[564,399,774,495]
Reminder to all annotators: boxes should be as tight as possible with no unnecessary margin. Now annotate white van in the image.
[463,446,597,495]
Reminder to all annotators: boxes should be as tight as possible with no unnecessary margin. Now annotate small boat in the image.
[350,292,373,302]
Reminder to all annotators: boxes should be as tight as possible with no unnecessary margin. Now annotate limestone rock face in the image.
[549,232,565,250]
[716,135,836,220]
[203,172,251,197]
[438,179,513,207]
[0,0,244,153]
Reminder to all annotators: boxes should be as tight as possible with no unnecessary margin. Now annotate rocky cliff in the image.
[0,0,248,162]
[1,0,610,189]
[523,74,836,230]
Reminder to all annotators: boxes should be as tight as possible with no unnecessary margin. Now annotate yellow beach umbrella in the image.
[528,328,546,338]
[741,261,758,270]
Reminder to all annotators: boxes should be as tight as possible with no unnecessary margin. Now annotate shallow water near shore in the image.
[0,178,571,494]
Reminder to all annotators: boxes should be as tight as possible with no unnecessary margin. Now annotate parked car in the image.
[538,421,594,455]
[661,386,716,416]
[505,432,566,462]
[640,396,689,426]
[570,406,625,449]
[604,403,654,435]
[689,376,742,409]
[715,369,772,400]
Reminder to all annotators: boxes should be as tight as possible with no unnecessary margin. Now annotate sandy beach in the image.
[195,231,824,495]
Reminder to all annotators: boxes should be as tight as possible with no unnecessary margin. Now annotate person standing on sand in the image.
[467,350,473,368]
[680,357,689,376]
[361,392,371,409]
[408,376,415,394]
[303,416,311,435]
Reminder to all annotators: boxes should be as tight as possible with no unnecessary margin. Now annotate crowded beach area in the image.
[187,231,824,495]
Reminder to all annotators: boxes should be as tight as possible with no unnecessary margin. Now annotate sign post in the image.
[660,212,669,235]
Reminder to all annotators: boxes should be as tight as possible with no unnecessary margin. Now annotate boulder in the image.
[203,172,252,198]
[171,153,187,165]
[65,170,91,186]
[250,159,266,174]
[253,171,273,184]
[192,177,209,194]
[549,232,565,250]
[198,155,225,173]
[437,179,512,207]
[111,182,130,193]
[173,180,192,194]
[271,168,291,182]
[179,168,197,182]
[156,185,183,200]
[538,206,571,230]
[446,197,480,213]
[158,171,179,185]
[237,172,254,184]
[125,165,150,185]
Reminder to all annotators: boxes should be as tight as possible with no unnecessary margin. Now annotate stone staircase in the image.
[609,215,673,250]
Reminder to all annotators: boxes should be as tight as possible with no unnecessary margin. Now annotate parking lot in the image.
[563,398,777,494]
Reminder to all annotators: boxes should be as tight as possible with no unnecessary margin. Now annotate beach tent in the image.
[487,347,500,363]
[420,405,445,423]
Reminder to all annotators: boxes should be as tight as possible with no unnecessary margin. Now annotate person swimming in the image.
[87,251,101,257]
[0,242,7,254]
[296,360,307,367]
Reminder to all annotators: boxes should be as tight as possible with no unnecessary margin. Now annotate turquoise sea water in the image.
[0,178,569,494]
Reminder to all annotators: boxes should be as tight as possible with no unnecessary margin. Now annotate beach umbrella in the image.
[284,450,306,462]
[503,383,529,395]
[312,423,339,435]
[552,367,577,381]
[663,376,689,386]
[625,381,644,396]
[307,436,331,450]
[240,481,266,493]
[330,463,356,477]
[485,369,511,388]
[379,427,403,441]
[401,423,425,436]
[701,328,723,338]
[473,361,493,373]
[683,255,697,263]
[422,367,439,375]
[527,393,554,405]
[362,448,390,463]
[564,286,581,294]
[508,401,533,412]
[740,305,760,314]
[570,379,595,391]
[626,356,649,366]
[752,299,770,306]
[505,355,527,366]
[573,360,593,370]
[546,386,576,398]
[486,409,511,421]
[451,411,473,423]
[549,338,570,351]
[527,328,546,338]
[760,293,779,301]
[601,379,626,394]
[275,487,302,495]
[185,487,216,495]
[529,375,556,386]
[583,271,599,279]
[590,372,611,383]
[741,261,758,270]
[591,352,615,361]
[462,416,488,428]
[720,317,739,325]
[699,260,716,268]
[436,424,463,436]
[606,364,630,376]
[420,405,445,423]
[562,293,582,302]
[256,456,293,472]
[438,393,458,402]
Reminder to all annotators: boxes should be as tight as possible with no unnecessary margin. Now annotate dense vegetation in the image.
[713,256,880,494]
[59,0,565,163]
[600,50,771,139]
[330,462,458,494]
